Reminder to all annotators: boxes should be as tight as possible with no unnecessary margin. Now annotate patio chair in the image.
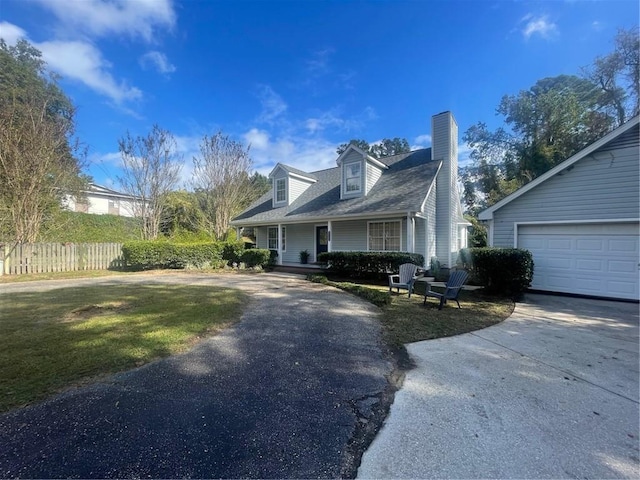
[423,270,469,310]
[388,263,419,298]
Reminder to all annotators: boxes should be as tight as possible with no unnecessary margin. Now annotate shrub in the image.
[122,241,224,270]
[460,247,534,298]
[221,241,245,266]
[240,249,271,268]
[318,251,425,279]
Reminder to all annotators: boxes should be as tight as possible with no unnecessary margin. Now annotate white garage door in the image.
[518,223,639,300]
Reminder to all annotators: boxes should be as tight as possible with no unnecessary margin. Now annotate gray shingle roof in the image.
[233,148,439,225]
[276,164,318,181]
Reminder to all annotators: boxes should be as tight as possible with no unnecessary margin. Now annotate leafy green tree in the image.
[336,137,411,158]
[336,139,371,156]
[582,27,639,124]
[0,39,87,243]
[160,190,207,237]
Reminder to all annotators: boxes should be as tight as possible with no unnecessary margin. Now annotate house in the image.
[231,111,469,269]
[64,183,142,217]
[479,115,640,301]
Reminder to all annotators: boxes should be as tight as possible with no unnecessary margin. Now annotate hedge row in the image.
[121,241,271,270]
[318,251,425,279]
[458,247,534,297]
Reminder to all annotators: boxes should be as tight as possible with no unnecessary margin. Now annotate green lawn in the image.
[310,275,514,349]
[0,284,246,412]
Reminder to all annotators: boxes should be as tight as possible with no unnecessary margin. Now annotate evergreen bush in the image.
[459,247,534,297]
[317,251,425,279]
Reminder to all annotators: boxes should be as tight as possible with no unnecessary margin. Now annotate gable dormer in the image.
[336,144,388,199]
[268,163,317,208]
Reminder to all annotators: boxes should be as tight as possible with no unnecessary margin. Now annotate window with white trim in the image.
[267,226,285,251]
[275,178,286,203]
[368,221,401,251]
[344,161,361,193]
[268,227,278,249]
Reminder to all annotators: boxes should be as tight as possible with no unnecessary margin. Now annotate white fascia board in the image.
[288,172,317,183]
[365,155,389,170]
[420,161,442,212]
[478,115,640,221]
[230,210,415,227]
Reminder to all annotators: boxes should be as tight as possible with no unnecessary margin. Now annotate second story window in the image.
[276,178,286,203]
[345,162,361,193]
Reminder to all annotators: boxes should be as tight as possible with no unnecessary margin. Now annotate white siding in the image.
[280,223,315,263]
[365,162,383,194]
[288,177,313,204]
[332,220,368,251]
[433,111,459,267]
[424,189,437,264]
[492,143,640,247]
[415,217,427,267]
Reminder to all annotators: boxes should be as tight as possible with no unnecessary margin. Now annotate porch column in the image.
[406,213,415,253]
[327,220,333,252]
[236,227,242,241]
[278,223,283,265]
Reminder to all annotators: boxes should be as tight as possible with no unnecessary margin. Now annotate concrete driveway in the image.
[0,272,395,478]
[358,294,640,479]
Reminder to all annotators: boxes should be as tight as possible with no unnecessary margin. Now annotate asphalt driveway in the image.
[0,272,394,478]
[358,293,640,479]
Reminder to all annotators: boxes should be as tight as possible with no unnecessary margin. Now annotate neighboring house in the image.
[231,111,469,269]
[64,183,142,218]
[479,115,640,301]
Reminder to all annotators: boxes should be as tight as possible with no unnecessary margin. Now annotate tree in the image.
[370,137,411,158]
[582,27,639,124]
[336,137,411,158]
[117,125,182,240]
[462,74,616,211]
[336,139,371,156]
[0,40,87,244]
[192,132,256,240]
[160,190,207,237]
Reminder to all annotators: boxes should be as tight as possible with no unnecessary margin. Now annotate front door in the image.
[316,226,329,261]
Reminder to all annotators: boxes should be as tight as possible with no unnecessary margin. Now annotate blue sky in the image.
[1,0,638,188]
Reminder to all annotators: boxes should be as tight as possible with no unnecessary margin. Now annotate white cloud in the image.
[1,22,142,105]
[244,128,270,151]
[38,40,142,103]
[139,50,176,75]
[242,127,337,175]
[0,21,27,44]
[521,14,558,40]
[256,85,288,123]
[33,0,176,43]
[306,48,334,75]
[412,134,432,150]
[305,106,377,134]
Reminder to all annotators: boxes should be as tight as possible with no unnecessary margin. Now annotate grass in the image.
[0,284,246,413]
[0,269,138,284]
[309,274,514,348]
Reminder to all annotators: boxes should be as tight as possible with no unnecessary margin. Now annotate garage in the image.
[518,223,639,300]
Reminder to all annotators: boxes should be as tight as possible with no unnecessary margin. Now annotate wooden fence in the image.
[1,243,124,275]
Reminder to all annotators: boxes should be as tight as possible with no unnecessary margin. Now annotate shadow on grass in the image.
[0,284,246,412]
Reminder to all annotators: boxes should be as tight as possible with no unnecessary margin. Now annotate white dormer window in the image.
[345,162,361,193]
[275,178,286,203]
